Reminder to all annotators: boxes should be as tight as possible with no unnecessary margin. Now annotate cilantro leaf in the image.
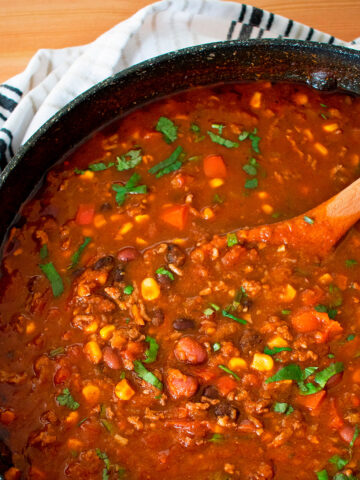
[156,267,174,281]
[133,360,163,390]
[264,346,292,356]
[304,215,314,224]
[69,236,92,269]
[207,131,239,148]
[116,149,142,171]
[57,388,80,410]
[222,309,247,325]
[245,178,258,189]
[88,161,114,171]
[266,364,303,384]
[243,164,257,176]
[123,285,134,295]
[273,402,294,415]
[148,146,183,178]
[329,455,349,470]
[316,470,329,480]
[314,362,344,389]
[112,173,147,205]
[40,244,48,259]
[39,262,64,297]
[156,116,178,143]
[144,336,159,364]
[218,364,240,380]
[208,433,224,443]
[226,233,238,247]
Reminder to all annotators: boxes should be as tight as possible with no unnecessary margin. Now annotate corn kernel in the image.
[205,327,216,335]
[251,353,274,372]
[93,214,106,228]
[111,331,126,349]
[293,93,308,105]
[100,324,115,340]
[115,379,135,400]
[114,434,129,446]
[135,214,149,223]
[119,222,133,235]
[82,384,100,404]
[280,284,297,302]
[202,207,214,220]
[209,178,224,188]
[67,438,83,450]
[303,128,314,141]
[323,123,339,133]
[26,322,36,334]
[277,245,286,252]
[83,341,102,364]
[261,204,273,215]
[110,214,123,222]
[136,237,148,246]
[65,411,79,425]
[83,321,98,334]
[81,170,95,180]
[267,336,289,349]
[250,91,262,109]
[319,273,333,285]
[141,277,160,301]
[257,191,268,199]
[228,357,247,370]
[314,142,328,156]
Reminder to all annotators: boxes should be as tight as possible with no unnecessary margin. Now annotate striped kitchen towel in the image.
[0,0,359,170]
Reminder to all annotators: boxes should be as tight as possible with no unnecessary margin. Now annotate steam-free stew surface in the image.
[1,82,360,480]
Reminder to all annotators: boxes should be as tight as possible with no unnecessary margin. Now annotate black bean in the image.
[202,385,219,399]
[93,256,114,271]
[100,202,112,212]
[156,273,172,289]
[214,402,239,420]
[172,318,195,331]
[152,309,165,327]
[166,244,186,267]
[111,266,125,282]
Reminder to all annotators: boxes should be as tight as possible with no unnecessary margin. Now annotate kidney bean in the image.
[172,318,195,331]
[174,337,207,365]
[103,347,121,369]
[339,424,359,444]
[117,247,139,262]
[326,371,343,389]
[166,244,186,267]
[166,368,198,399]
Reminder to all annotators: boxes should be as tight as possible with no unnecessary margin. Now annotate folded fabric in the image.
[0,0,359,170]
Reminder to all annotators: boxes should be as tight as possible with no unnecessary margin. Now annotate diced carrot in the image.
[75,204,95,225]
[300,287,324,306]
[161,205,189,230]
[296,390,326,411]
[215,375,237,396]
[191,366,217,383]
[327,397,344,430]
[291,310,320,333]
[203,155,227,178]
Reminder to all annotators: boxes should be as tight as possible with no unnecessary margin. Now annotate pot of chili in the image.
[1,39,360,479]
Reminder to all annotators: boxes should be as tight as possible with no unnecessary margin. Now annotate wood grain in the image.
[0,0,359,83]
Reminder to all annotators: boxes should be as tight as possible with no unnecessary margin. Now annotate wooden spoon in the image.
[233,177,360,257]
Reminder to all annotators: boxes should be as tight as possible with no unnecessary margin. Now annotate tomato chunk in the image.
[203,154,227,178]
[75,204,95,225]
[161,205,188,230]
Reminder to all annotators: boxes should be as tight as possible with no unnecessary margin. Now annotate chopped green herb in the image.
[329,455,349,470]
[316,470,329,480]
[70,236,92,269]
[346,259,358,267]
[40,244,48,259]
[315,303,338,320]
[207,130,239,149]
[88,161,114,171]
[49,347,65,358]
[227,233,238,247]
[213,342,221,352]
[154,394,162,400]
[208,433,224,443]
[329,283,343,307]
[148,146,183,178]
[116,149,142,171]
[211,124,225,135]
[190,123,200,133]
[39,262,64,297]
[144,336,159,364]
[222,309,247,325]
[266,364,304,384]
[120,371,126,379]
[96,449,110,480]
[242,163,257,176]
[213,193,224,204]
[156,267,174,281]
[156,116,178,143]
[272,212,281,219]
[304,215,314,224]
[328,353,335,359]
[347,334,356,342]
[77,417,88,427]
[210,303,220,311]
[249,129,261,153]
[218,364,240,380]
[314,362,344,389]
[112,173,147,205]
[133,360,163,390]
[238,131,249,141]
[56,388,80,410]
[264,346,292,356]
[281,309,291,315]
[320,113,328,120]
[204,307,215,316]
[320,103,328,108]
[349,424,359,449]
[188,155,200,162]
[273,402,294,415]
[101,419,113,433]
[244,178,258,189]
[123,285,134,295]
[74,167,85,175]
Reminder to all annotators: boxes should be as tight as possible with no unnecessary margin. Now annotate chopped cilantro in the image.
[273,402,294,415]
[69,236,92,269]
[272,212,281,219]
[266,364,304,384]
[320,113,328,120]
[133,360,163,390]
[101,419,113,433]
[315,303,337,319]
[207,130,239,148]
[218,364,240,380]
[112,173,147,205]
[281,309,291,315]
[49,347,65,358]
[227,233,238,247]
[190,123,200,133]
[320,103,328,108]
[243,163,257,176]
[116,149,142,171]
[156,267,174,281]
[56,388,80,410]
[88,161,114,171]
[208,433,224,443]
[329,455,349,470]
[148,146,183,178]
[74,167,85,175]
[316,470,329,480]
[264,346,292,356]
[77,417,88,427]
[346,259,358,267]
[123,285,134,295]
[120,371,126,379]
[350,424,359,449]
[328,353,335,359]
[40,244,48,259]
[211,124,225,135]
[213,193,224,204]
[313,362,344,389]
[304,215,314,224]
[210,303,220,311]
[329,284,343,307]
[238,128,261,153]
[39,262,64,297]
[238,131,249,141]
[222,309,247,325]
[213,342,221,352]
[156,116,178,143]
[204,307,215,317]
[96,449,110,480]
[144,336,159,364]
[245,178,258,189]
[347,334,356,342]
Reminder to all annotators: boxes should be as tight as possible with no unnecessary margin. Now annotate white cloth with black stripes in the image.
[0,0,359,170]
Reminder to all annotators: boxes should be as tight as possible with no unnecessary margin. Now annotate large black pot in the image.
[1,39,360,249]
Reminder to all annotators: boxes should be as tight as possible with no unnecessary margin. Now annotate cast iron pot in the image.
[1,38,360,249]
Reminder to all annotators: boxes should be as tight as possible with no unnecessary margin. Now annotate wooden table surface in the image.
[1,0,359,84]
